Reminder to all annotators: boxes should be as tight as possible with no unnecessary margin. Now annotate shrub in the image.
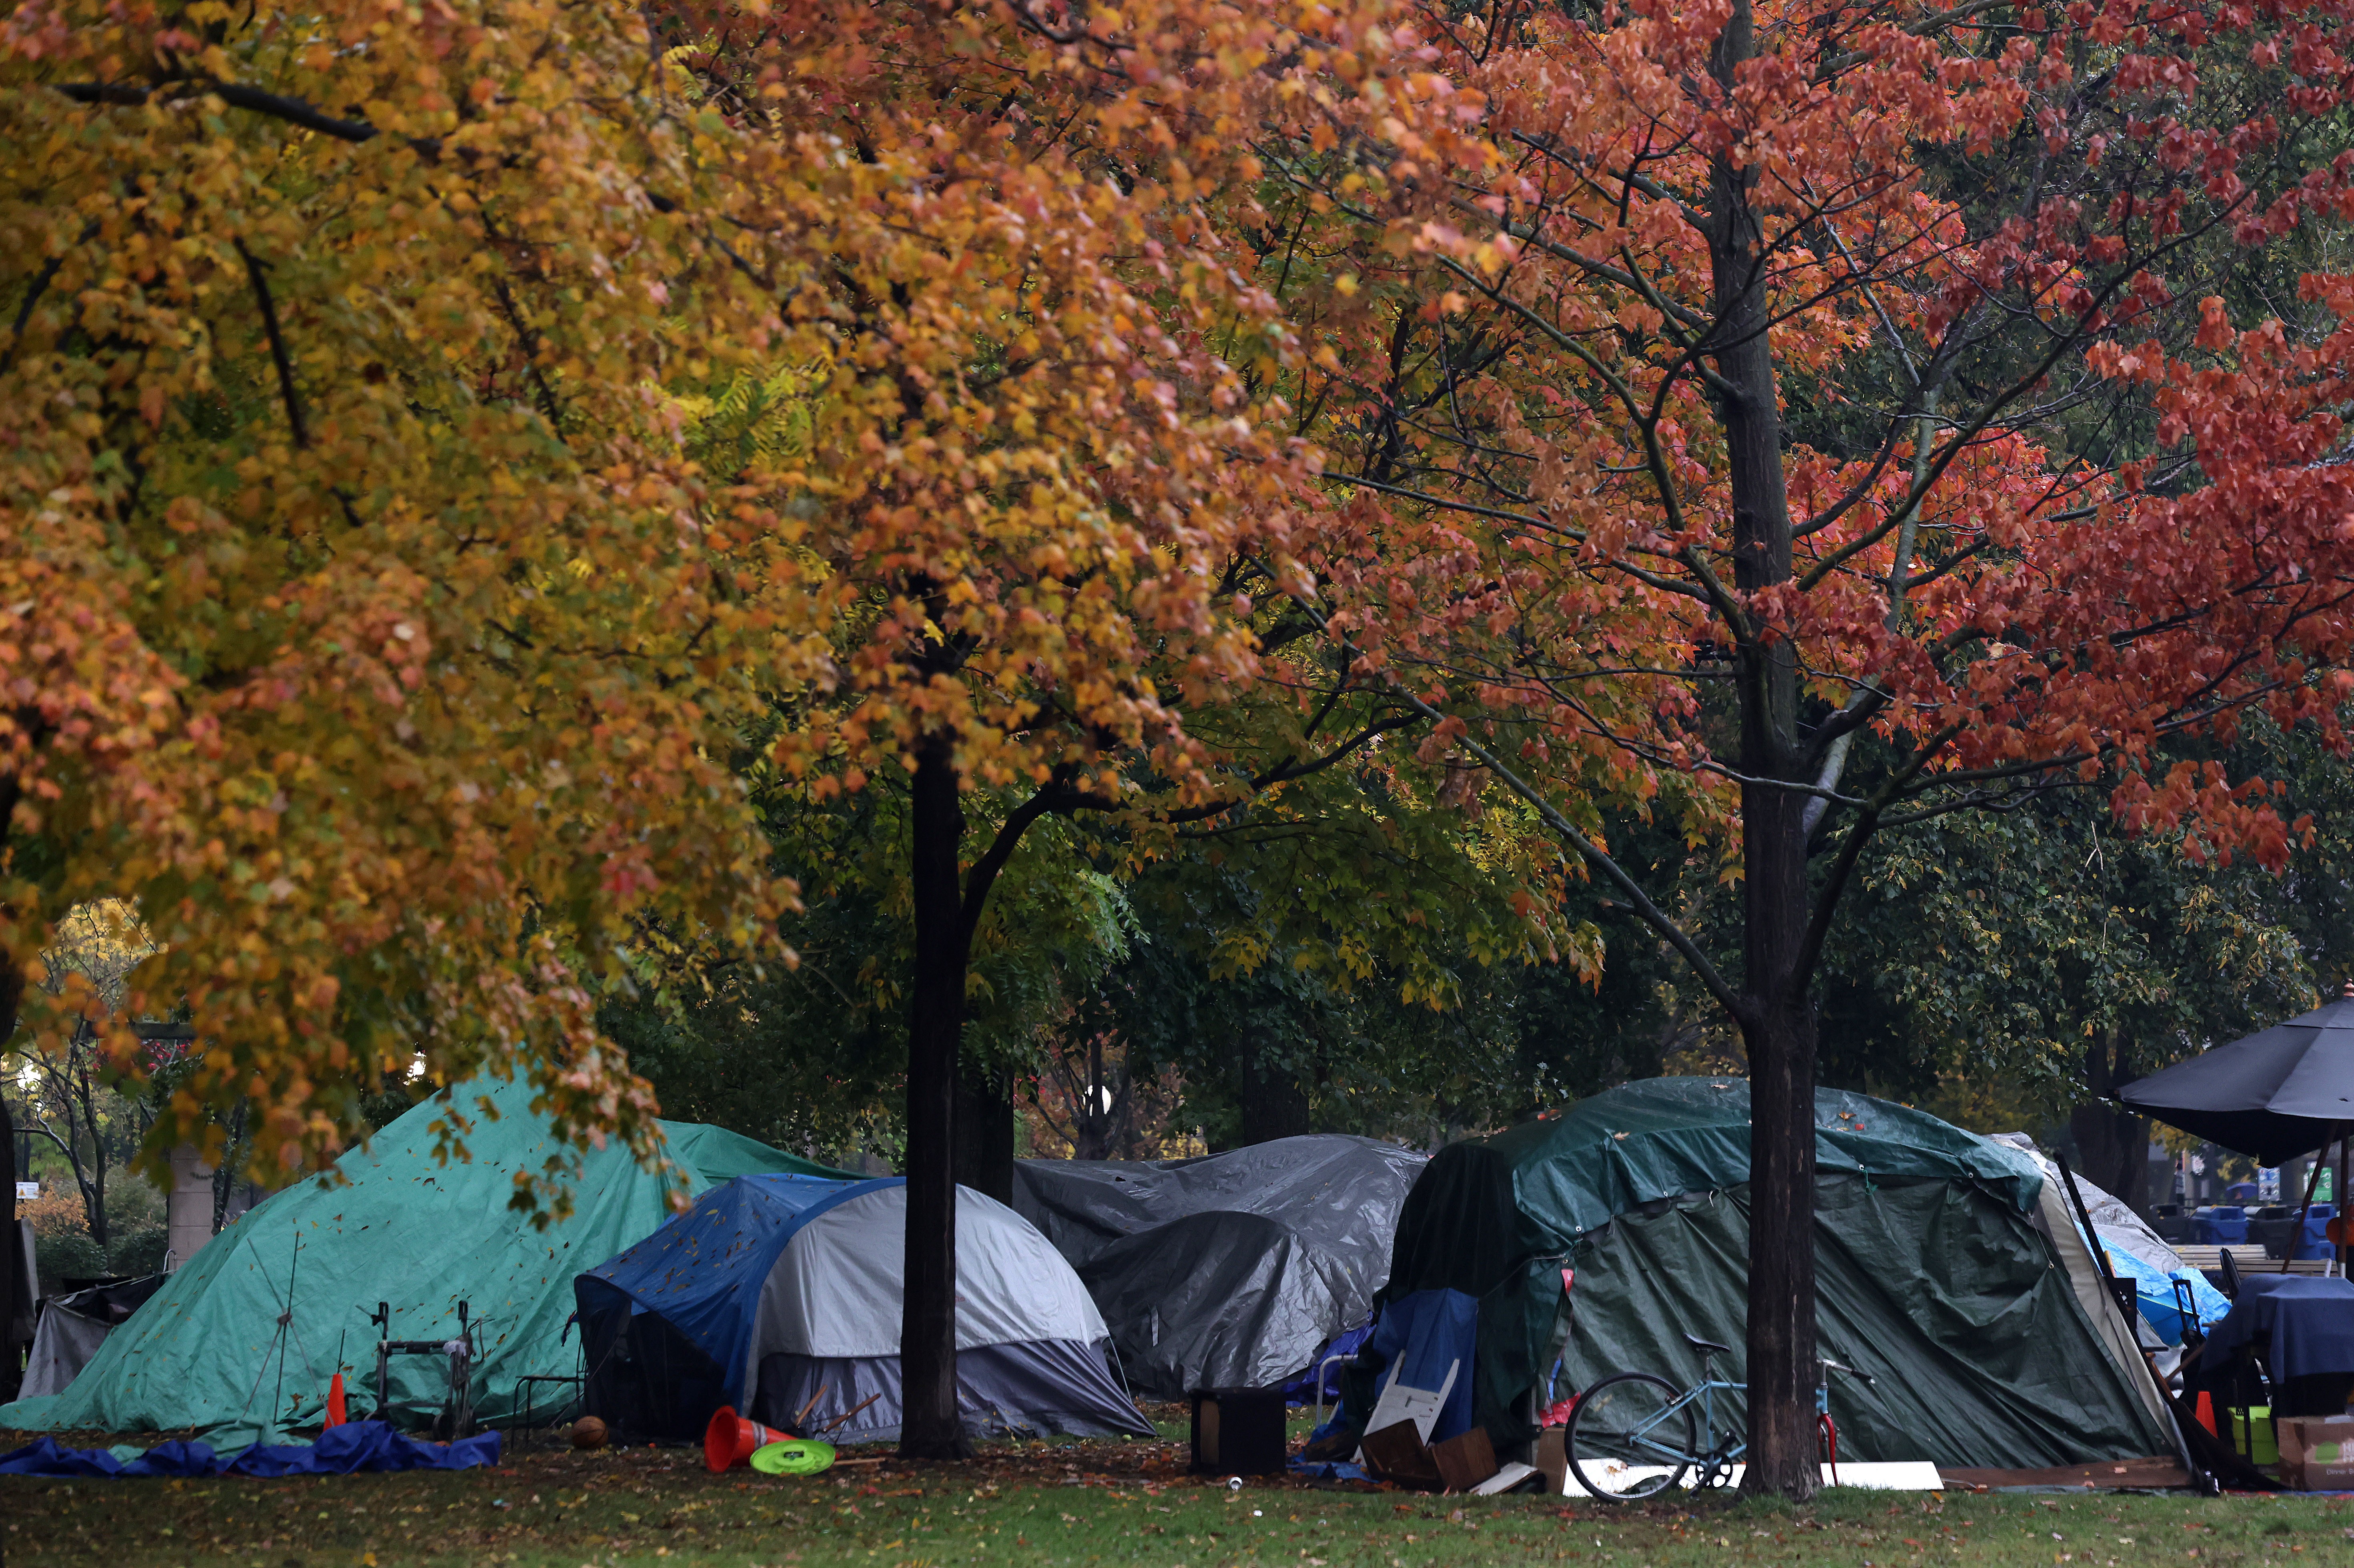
[20,1184,88,1240]
[33,1229,105,1293]
[21,1169,174,1290]
[108,1225,168,1280]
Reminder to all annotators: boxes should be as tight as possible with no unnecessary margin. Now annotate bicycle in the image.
[1564,1333,1876,1500]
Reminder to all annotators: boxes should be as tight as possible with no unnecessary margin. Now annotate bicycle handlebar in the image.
[1818,1357,1876,1388]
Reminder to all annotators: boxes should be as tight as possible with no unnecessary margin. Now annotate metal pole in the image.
[2058,1157,2139,1329]
[272,1224,299,1432]
[2282,1121,2340,1274]
[2058,1156,2201,1483]
[2326,1130,2344,1281]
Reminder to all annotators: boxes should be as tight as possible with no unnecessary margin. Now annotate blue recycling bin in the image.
[2295,1203,2336,1261]
[2194,1206,2250,1246]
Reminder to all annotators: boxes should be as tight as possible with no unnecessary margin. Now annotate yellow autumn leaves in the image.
[0,0,1481,1192]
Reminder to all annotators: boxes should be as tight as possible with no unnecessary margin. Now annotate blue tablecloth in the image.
[2202,1276,2354,1382]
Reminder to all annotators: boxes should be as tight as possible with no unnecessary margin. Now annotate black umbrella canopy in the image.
[2117,993,2354,1165]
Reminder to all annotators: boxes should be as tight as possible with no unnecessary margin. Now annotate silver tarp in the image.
[1013,1135,1427,1396]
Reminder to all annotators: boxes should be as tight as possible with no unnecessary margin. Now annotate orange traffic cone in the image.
[326,1373,347,1429]
[2195,1391,2217,1436]
[704,1406,786,1473]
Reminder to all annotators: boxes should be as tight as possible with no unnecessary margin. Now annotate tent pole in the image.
[2057,1155,2202,1484]
[2056,1156,2136,1331]
[2282,1122,2338,1275]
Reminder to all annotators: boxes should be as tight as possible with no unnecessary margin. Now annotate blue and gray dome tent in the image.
[575,1174,1151,1445]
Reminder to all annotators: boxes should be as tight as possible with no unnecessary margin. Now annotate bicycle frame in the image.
[1642,1372,1845,1487]
[1572,1354,1870,1498]
[1612,1378,1748,1488]
[1683,1380,1749,1487]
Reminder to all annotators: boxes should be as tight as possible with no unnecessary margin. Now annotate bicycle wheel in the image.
[1566,1373,1694,1500]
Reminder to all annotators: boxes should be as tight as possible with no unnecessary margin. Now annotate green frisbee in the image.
[750,1438,836,1476]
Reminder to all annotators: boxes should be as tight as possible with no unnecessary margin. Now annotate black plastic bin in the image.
[1189,1386,1287,1476]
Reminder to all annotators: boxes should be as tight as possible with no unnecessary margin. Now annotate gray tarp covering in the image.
[21,1305,112,1401]
[1989,1132,2184,1274]
[19,1276,167,1401]
[1013,1135,1426,1396]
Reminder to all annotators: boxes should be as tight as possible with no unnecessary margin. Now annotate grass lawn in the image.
[8,1430,2354,1568]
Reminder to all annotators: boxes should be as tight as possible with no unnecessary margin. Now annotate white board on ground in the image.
[1564,1460,1943,1497]
[1709,1463,1943,1492]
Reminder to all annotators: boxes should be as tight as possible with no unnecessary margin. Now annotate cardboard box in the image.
[1536,1425,1568,1496]
[1430,1426,1498,1492]
[1360,1420,1443,1489]
[2278,1414,2354,1491]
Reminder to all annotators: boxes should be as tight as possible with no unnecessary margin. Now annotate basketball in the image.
[571,1416,610,1450]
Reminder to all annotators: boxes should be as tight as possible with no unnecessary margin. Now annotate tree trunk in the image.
[1736,734,1817,1496]
[2068,1104,2149,1210]
[0,949,22,1397]
[1707,0,1816,1498]
[1739,989,1817,1496]
[1239,1026,1311,1145]
[2071,1033,2147,1210]
[901,733,974,1460]
[213,1101,249,1234]
[84,1078,106,1252]
[952,1061,1014,1204]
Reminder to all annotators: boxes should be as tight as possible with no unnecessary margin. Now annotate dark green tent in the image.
[1382,1078,2175,1468]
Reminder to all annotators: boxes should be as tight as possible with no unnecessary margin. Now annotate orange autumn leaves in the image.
[713,0,1492,812]
[1297,0,2354,874]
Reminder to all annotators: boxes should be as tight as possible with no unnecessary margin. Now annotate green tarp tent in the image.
[1383,1077,2177,1468]
[0,1079,847,1436]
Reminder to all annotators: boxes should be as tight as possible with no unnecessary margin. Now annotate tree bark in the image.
[1239,1026,1311,1145]
[0,952,20,1398]
[2,769,24,1393]
[1707,0,1817,1499]
[76,1047,107,1251]
[952,1061,1014,1203]
[2071,1033,2148,1210]
[901,733,974,1459]
[1739,995,1817,1495]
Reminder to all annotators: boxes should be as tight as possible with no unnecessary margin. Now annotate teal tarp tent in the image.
[0,1079,847,1436]
[1382,1078,2177,1468]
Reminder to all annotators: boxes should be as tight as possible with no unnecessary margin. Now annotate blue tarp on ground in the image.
[0,1421,499,1478]
[1281,1322,1375,1405]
